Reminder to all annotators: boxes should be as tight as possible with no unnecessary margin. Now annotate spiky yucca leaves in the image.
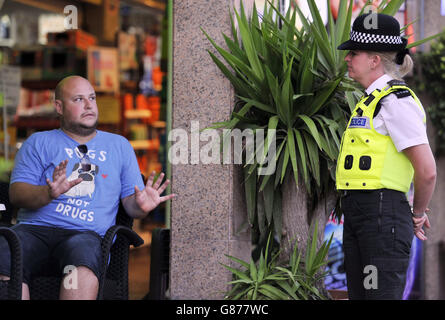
[203,0,436,253]
[203,0,356,250]
[222,222,333,300]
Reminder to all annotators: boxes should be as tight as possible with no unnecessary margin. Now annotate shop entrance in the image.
[0,0,171,300]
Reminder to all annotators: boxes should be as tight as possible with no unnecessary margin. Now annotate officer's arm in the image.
[403,143,437,215]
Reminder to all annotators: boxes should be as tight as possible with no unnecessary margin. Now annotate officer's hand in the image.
[413,208,431,241]
[414,228,427,241]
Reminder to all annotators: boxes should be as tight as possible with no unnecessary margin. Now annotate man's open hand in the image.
[134,171,176,213]
[46,159,82,200]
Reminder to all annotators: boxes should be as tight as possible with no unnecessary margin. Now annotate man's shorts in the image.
[0,224,102,285]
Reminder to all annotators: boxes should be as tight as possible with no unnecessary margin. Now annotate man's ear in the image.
[55,100,63,116]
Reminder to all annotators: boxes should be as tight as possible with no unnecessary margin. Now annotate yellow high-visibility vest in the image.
[336,82,426,193]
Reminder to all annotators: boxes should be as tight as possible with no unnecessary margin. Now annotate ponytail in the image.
[369,51,414,80]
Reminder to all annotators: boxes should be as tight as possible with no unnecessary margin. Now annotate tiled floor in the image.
[128,243,151,300]
[128,222,165,300]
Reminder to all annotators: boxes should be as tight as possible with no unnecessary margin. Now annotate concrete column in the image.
[413,0,445,300]
[170,0,253,299]
[419,93,445,300]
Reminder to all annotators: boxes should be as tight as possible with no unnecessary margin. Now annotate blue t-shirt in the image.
[10,129,145,237]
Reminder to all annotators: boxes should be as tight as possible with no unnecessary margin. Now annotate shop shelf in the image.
[151,121,166,128]
[130,139,152,150]
[14,115,59,130]
[21,80,59,90]
[124,109,152,119]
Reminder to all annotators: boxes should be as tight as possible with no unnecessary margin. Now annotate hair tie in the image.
[396,48,409,65]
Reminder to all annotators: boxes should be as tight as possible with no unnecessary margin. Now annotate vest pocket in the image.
[359,156,372,170]
[344,155,353,170]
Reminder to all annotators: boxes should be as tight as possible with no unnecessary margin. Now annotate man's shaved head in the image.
[54,75,98,137]
[55,76,91,102]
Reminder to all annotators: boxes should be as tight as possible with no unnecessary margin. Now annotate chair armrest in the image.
[97,225,144,299]
[102,225,144,250]
[100,225,144,274]
[0,227,23,300]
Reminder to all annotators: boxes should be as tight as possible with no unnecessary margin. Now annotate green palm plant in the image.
[203,0,356,250]
[203,0,440,253]
[222,221,333,300]
[414,31,445,155]
[0,158,13,183]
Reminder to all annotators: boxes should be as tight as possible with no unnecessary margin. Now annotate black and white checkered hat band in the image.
[350,30,403,45]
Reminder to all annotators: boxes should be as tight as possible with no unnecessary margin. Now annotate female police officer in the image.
[336,12,436,299]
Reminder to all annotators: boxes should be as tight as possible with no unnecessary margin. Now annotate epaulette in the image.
[387,79,407,87]
[393,89,412,99]
[373,88,412,118]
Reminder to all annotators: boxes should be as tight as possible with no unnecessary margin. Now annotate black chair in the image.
[0,181,22,300]
[144,228,170,300]
[0,202,144,300]
[0,227,23,300]
[0,181,13,227]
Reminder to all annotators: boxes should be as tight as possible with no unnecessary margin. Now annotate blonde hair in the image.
[368,51,414,80]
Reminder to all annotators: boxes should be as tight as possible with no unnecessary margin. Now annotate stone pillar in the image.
[170,0,252,299]
[419,92,445,300]
[411,0,445,300]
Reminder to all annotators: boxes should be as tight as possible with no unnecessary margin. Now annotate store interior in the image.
[0,0,169,299]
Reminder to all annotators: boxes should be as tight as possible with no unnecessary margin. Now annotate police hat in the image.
[338,13,407,52]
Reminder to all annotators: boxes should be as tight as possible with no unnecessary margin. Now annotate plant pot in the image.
[327,289,348,300]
